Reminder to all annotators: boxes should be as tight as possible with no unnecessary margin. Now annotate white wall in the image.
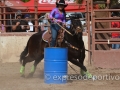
[0,35,88,65]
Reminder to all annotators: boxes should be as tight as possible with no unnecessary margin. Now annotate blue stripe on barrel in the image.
[44,47,68,84]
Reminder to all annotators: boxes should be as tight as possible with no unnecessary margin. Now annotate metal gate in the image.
[90,0,120,68]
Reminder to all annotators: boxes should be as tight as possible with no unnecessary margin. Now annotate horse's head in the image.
[69,14,83,39]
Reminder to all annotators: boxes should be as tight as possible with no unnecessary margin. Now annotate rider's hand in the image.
[51,18,55,21]
[62,23,66,27]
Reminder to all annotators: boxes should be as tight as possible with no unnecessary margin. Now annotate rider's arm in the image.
[63,13,66,24]
[49,8,56,19]
[62,18,66,24]
[62,14,66,26]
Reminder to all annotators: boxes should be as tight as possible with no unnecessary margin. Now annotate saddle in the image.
[42,27,64,47]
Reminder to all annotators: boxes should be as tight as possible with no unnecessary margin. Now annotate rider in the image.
[49,0,68,47]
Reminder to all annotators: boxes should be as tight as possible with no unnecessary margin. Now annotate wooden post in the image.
[3,0,6,32]
[0,3,2,31]
[34,0,38,32]
[86,0,91,65]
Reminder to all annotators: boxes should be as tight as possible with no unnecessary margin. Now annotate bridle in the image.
[65,40,79,50]
[53,18,82,36]
[69,18,83,36]
[64,19,83,50]
[53,18,83,50]
[72,26,82,36]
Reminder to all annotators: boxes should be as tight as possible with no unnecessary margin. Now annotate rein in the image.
[53,19,73,36]
[53,19,91,52]
[65,40,91,52]
[65,40,79,50]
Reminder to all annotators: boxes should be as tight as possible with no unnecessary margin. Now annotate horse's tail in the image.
[19,39,29,64]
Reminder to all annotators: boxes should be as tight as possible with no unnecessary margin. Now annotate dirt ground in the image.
[0,62,120,90]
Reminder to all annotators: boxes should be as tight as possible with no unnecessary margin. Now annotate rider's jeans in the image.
[50,23,61,47]
[112,36,120,49]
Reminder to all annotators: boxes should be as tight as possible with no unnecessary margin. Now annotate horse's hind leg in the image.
[27,56,44,78]
[20,55,34,77]
[79,48,86,76]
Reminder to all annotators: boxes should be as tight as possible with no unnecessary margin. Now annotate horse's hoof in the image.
[26,73,33,78]
[21,74,25,78]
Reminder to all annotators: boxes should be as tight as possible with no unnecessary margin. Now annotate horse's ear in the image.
[69,16,73,20]
[69,15,71,19]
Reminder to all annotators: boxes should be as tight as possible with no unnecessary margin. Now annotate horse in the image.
[19,15,93,79]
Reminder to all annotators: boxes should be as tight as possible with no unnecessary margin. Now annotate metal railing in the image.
[91,0,120,68]
[0,0,90,33]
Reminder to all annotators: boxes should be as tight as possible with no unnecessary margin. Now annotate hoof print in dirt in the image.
[21,74,25,78]
[26,73,34,78]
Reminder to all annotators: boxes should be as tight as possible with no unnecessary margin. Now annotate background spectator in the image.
[12,10,30,32]
[42,13,49,31]
[38,13,49,31]
[111,13,120,49]
[24,14,34,32]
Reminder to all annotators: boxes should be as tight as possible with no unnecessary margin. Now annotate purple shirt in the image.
[49,8,66,24]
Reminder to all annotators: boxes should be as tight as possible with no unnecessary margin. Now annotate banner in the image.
[5,0,27,9]
[38,0,75,4]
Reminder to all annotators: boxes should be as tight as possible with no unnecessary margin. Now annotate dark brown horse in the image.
[19,15,93,79]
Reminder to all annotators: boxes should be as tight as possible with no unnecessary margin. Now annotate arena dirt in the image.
[0,62,120,90]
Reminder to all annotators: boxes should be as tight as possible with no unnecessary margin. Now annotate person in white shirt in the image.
[39,13,49,31]
[66,20,71,29]
[24,14,34,32]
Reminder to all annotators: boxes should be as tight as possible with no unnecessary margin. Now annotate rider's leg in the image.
[50,24,57,47]
[50,24,60,47]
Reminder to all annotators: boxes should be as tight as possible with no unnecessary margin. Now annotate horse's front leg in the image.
[78,48,86,76]
[68,57,87,72]
[78,49,93,79]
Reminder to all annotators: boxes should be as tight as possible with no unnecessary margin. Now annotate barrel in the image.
[44,47,68,84]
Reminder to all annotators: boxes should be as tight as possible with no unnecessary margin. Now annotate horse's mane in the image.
[69,15,84,32]
[64,15,84,49]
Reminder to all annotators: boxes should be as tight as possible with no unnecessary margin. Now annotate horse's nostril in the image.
[75,28,82,35]
[77,26,81,29]
[76,27,81,31]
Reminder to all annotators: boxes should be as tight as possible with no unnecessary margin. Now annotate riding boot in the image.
[50,39,56,47]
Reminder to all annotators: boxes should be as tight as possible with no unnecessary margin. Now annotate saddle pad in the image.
[42,30,51,43]
[42,29,65,43]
